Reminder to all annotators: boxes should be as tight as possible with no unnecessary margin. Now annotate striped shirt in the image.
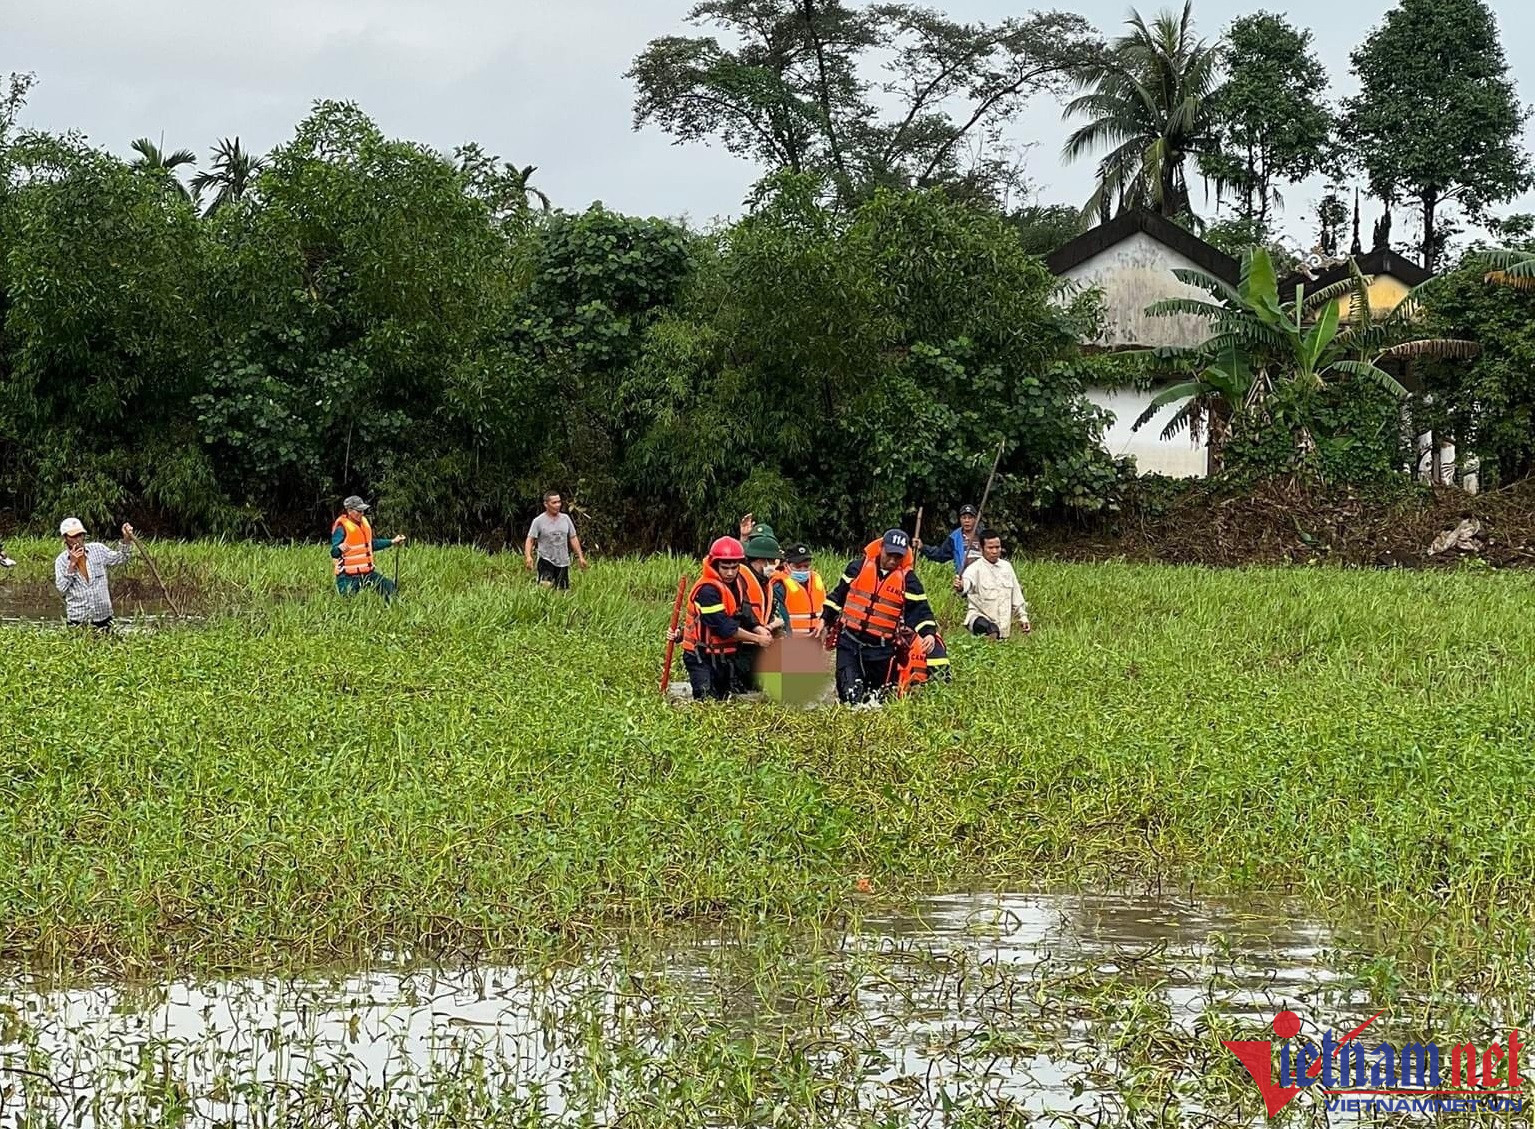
[54,542,132,623]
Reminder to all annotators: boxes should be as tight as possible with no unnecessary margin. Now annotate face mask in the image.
[789,568,811,584]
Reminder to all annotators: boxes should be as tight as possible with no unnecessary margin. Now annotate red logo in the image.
[1224,1010,1383,1117]
[1225,1011,1525,1118]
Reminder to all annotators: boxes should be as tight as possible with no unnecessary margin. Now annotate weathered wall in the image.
[1060,231,1215,349]
[1088,385,1209,478]
[1347,274,1413,321]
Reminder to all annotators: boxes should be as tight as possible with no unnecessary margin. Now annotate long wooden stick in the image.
[913,505,924,543]
[134,535,183,619]
[974,438,1006,531]
[660,574,689,695]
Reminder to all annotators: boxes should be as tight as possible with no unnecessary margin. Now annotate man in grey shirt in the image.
[523,491,588,589]
[54,517,135,628]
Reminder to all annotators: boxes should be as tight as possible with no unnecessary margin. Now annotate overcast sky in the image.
[4,0,1532,249]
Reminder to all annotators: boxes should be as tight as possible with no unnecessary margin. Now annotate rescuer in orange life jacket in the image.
[821,529,939,704]
[774,544,827,637]
[330,495,407,600]
[677,536,774,701]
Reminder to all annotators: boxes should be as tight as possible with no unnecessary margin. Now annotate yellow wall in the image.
[1342,274,1413,320]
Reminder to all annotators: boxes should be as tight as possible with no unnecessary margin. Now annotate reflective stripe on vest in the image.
[778,570,826,635]
[841,558,908,641]
[683,564,742,657]
[333,515,375,577]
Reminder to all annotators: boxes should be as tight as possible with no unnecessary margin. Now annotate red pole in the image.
[660,574,689,695]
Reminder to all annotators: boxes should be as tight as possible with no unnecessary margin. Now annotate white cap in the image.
[59,517,86,537]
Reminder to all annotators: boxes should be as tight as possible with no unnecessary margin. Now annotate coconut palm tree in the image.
[129,136,197,201]
[1135,247,1477,463]
[1062,1,1221,221]
[190,137,264,216]
[508,164,551,213]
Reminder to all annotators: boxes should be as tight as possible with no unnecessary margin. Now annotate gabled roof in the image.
[1279,247,1434,296]
[1046,208,1239,285]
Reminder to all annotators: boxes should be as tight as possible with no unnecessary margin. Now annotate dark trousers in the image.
[684,649,741,701]
[537,558,571,589]
[969,615,1001,638]
[835,634,898,704]
[336,572,396,600]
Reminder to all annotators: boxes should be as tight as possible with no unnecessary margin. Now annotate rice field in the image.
[0,537,1532,1124]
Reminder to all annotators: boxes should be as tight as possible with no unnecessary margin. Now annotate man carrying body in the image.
[915,503,982,592]
[331,496,407,599]
[678,536,773,700]
[524,491,588,589]
[54,517,135,629]
[741,530,788,635]
[960,531,1031,640]
[821,529,938,704]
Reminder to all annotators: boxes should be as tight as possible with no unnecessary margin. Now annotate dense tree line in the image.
[0,98,1117,548]
[2,0,1533,545]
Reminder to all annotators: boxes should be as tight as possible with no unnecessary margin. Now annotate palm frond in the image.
[1300,276,1365,312]
[1158,399,1202,442]
[1168,267,1239,304]
[1132,379,1208,430]
[1326,360,1408,397]
[1376,339,1480,361]
[1144,296,1226,320]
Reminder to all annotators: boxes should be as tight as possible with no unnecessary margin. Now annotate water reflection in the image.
[0,891,1377,1127]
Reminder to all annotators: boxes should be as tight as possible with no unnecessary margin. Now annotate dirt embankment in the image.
[1026,479,1535,569]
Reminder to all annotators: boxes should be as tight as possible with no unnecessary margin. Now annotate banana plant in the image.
[1133,247,1478,461]
[1478,249,1535,291]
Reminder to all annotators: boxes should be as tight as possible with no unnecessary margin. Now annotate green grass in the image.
[1,537,1533,980]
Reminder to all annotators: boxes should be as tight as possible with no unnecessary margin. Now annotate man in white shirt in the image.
[959,532,1030,640]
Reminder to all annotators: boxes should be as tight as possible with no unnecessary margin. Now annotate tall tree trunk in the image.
[800,0,852,201]
[1421,191,1438,271]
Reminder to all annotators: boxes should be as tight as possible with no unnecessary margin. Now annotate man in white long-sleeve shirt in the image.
[959,532,1030,640]
[54,517,135,629]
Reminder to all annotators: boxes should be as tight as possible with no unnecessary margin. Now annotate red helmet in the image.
[708,536,746,563]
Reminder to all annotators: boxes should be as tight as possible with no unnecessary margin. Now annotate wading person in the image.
[776,544,826,637]
[54,517,135,629]
[822,529,938,705]
[676,536,772,700]
[960,531,1030,640]
[524,491,588,589]
[742,530,788,636]
[915,503,982,590]
[331,496,406,600]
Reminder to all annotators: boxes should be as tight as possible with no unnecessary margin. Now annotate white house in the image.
[1047,210,1240,478]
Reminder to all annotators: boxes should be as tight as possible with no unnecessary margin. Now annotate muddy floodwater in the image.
[0,890,1393,1127]
[0,578,191,630]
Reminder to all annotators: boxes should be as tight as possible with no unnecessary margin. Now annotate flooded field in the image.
[0,577,199,629]
[0,890,1383,1127]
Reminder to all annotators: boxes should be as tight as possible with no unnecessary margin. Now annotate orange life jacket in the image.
[333,515,375,577]
[776,568,826,635]
[840,539,914,642]
[740,567,773,622]
[683,560,745,657]
[895,630,946,696]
